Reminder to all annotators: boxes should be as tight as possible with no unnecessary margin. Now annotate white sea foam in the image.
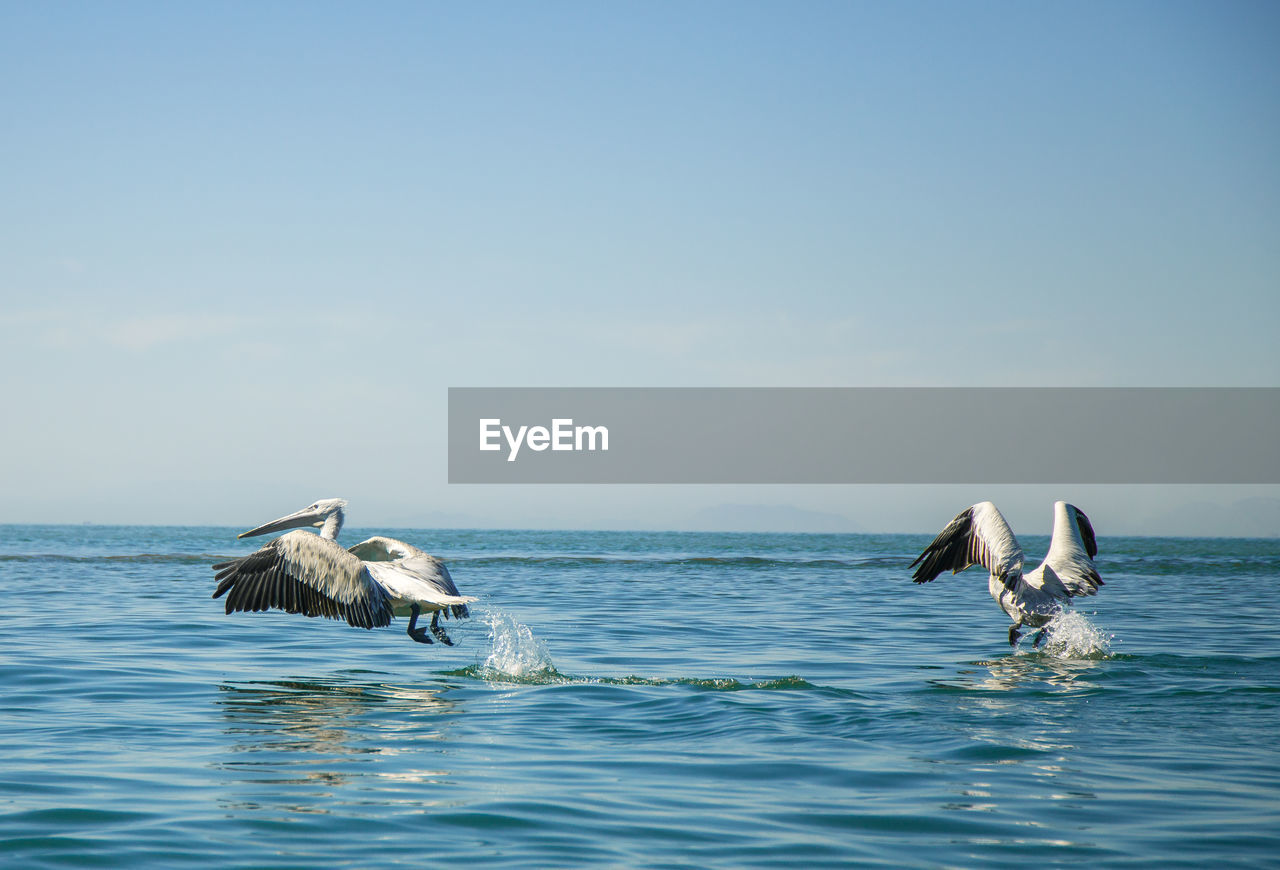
[479,608,555,679]
[1040,609,1112,658]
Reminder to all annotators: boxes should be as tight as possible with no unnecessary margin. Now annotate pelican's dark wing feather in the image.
[910,502,1024,585]
[213,530,393,629]
[1076,507,1099,560]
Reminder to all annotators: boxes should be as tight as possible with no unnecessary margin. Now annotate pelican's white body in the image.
[348,535,473,616]
[977,502,1099,627]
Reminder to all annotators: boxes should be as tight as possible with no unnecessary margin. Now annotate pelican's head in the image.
[238,498,348,539]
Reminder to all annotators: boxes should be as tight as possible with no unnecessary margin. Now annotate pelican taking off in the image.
[909,501,1103,646]
[212,498,474,645]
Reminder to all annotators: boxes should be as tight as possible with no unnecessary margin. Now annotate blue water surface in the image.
[1,526,1277,868]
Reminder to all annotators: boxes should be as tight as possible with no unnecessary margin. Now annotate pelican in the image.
[909,501,1103,646]
[212,498,474,645]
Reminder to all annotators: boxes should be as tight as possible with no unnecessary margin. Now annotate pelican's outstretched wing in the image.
[1034,501,1103,598]
[910,501,1024,585]
[212,530,394,628]
[349,537,475,619]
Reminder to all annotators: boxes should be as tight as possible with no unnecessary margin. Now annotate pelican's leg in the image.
[406,604,434,645]
[1032,628,1048,648]
[1008,623,1023,646]
[429,610,454,646]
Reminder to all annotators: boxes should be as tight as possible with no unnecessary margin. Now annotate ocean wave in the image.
[0,551,904,571]
[449,553,904,571]
[0,552,221,565]
[443,663,818,692]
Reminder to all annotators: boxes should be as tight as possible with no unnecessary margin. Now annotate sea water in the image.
[1,526,1277,867]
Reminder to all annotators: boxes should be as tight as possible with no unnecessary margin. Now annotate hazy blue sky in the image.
[2,1,1277,534]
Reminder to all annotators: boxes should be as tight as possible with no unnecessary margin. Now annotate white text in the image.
[479,418,609,462]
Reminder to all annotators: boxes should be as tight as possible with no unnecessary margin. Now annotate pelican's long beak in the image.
[238,505,325,539]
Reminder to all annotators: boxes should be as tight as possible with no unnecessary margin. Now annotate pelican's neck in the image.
[320,509,344,540]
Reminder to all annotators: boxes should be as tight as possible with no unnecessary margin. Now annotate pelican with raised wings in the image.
[909,501,1103,646]
[212,498,474,645]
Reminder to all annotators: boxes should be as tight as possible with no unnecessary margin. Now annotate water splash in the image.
[1038,610,1112,658]
[449,610,815,690]
[476,609,556,680]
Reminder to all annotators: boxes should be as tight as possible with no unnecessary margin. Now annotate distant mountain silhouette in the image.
[1136,497,1280,538]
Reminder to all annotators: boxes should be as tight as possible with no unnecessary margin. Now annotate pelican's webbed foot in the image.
[1008,624,1022,646]
[406,604,434,645]
[429,610,454,646]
